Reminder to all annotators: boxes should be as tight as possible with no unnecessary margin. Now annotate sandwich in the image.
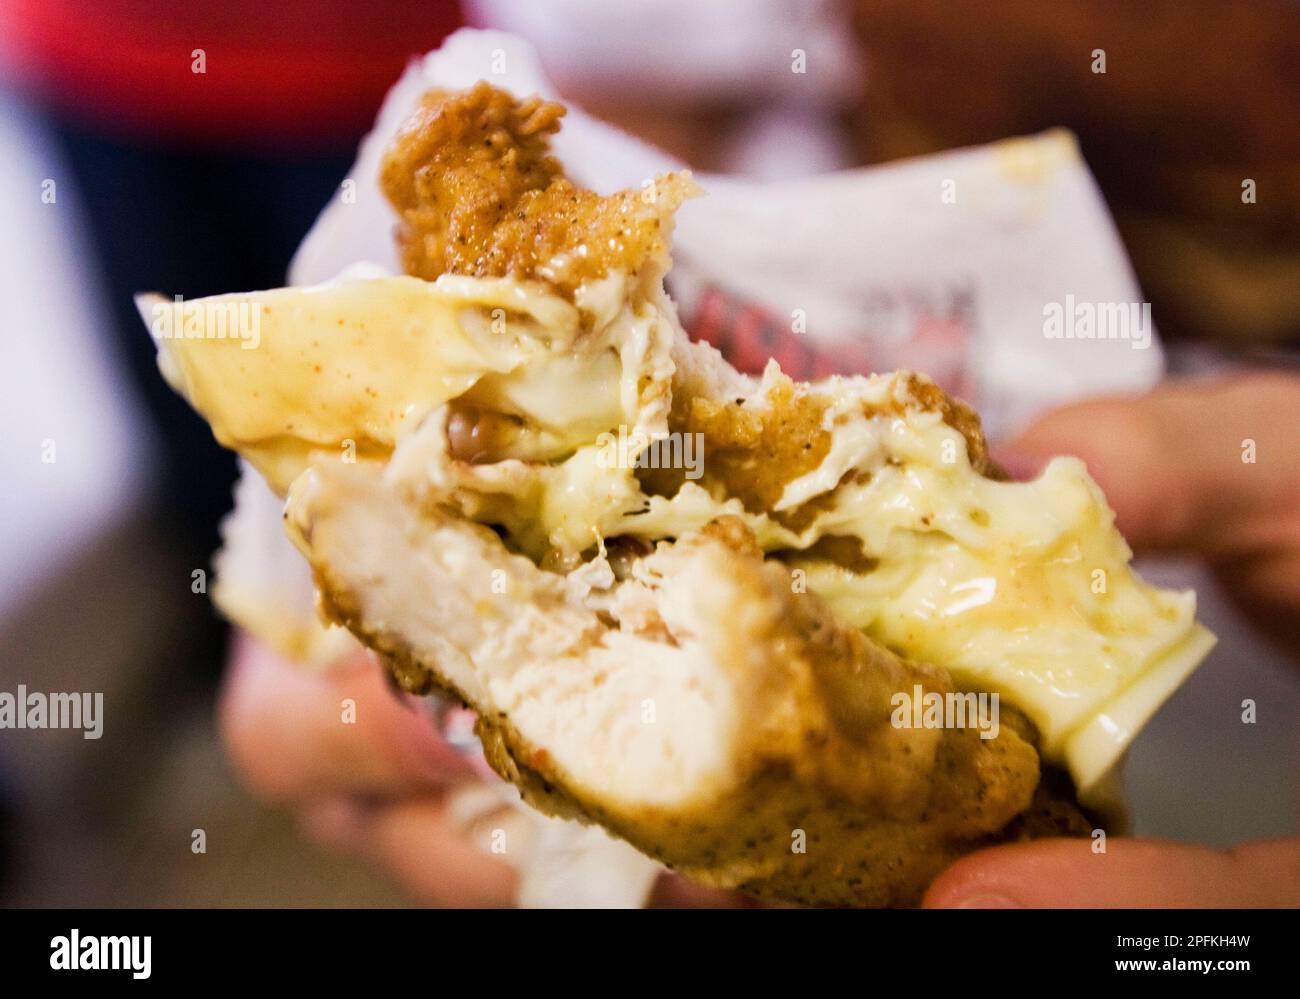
[138,82,1214,906]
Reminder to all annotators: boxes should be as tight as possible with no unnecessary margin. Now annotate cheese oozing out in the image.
[139,265,1213,797]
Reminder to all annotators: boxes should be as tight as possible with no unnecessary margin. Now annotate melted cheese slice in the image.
[138,273,594,493]
[771,409,1213,790]
[143,271,1213,797]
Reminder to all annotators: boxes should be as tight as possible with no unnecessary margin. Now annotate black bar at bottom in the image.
[0,907,1289,986]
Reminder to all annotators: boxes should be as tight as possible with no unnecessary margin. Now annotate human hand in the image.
[925,371,1300,908]
[218,632,519,906]
[997,371,1300,653]
[219,633,748,907]
[924,837,1300,907]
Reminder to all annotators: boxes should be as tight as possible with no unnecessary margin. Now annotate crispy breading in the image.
[294,471,1085,906]
[638,374,834,513]
[292,85,1093,907]
[901,373,991,472]
[381,81,697,293]
[639,367,991,526]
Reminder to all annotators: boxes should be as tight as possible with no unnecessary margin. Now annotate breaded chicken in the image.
[288,464,1082,906]
[144,83,1214,907]
[381,81,697,294]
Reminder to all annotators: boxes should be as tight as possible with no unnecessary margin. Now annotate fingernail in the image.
[989,446,1046,482]
[954,893,1021,909]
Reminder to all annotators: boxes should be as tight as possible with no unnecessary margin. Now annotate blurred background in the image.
[0,0,1295,906]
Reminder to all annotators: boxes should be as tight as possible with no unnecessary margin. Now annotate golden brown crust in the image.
[638,372,834,514]
[900,373,991,472]
[306,495,1082,907]
[381,81,696,294]
[298,86,1092,907]
[639,367,992,527]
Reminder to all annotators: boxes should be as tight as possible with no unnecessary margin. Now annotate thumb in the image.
[998,372,1300,558]
[923,837,1300,908]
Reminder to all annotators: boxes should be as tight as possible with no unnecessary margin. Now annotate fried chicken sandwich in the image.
[138,83,1214,906]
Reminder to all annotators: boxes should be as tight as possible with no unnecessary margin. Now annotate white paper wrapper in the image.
[212,461,359,666]
[216,27,1168,907]
[465,0,862,104]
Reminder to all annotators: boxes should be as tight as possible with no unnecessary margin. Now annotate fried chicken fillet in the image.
[382,82,695,295]
[141,83,1213,906]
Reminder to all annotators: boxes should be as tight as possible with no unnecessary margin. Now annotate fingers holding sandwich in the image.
[923,836,1300,908]
[220,633,521,905]
[219,632,477,804]
[1000,372,1300,555]
[220,632,757,907]
[998,372,1300,650]
[308,797,521,908]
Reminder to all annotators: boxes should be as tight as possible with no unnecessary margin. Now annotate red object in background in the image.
[686,284,874,383]
[3,0,463,148]
[683,281,976,401]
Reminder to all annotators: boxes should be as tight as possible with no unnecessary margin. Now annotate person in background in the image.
[0,0,464,904]
[4,0,1294,907]
[1,0,466,679]
[848,0,1299,350]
